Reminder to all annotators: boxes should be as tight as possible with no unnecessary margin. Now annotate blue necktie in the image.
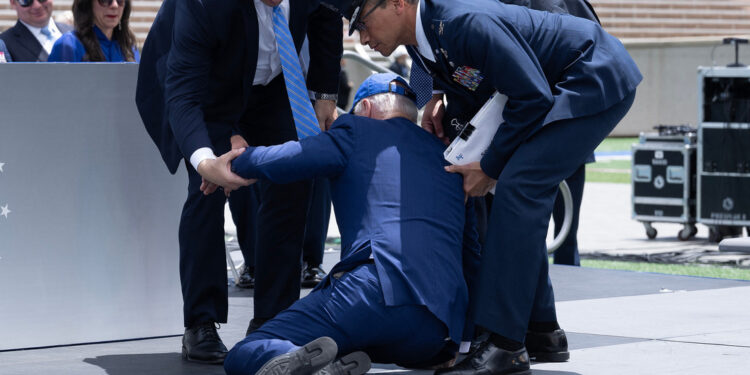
[409,61,434,109]
[272,6,320,139]
[40,26,53,41]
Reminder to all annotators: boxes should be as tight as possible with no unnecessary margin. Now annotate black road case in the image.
[697,66,750,242]
[632,130,697,240]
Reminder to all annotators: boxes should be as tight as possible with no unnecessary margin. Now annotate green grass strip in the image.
[577,258,750,281]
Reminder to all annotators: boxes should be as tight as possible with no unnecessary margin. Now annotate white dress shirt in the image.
[414,1,435,63]
[190,0,293,171]
[19,19,62,55]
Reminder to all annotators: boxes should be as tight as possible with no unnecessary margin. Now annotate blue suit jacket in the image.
[135,0,343,174]
[409,0,641,178]
[232,115,470,343]
[0,39,11,62]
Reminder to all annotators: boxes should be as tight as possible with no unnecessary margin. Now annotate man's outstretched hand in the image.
[197,148,256,196]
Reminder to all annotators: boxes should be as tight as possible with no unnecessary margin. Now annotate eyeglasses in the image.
[350,0,385,33]
[96,0,126,7]
[15,0,49,8]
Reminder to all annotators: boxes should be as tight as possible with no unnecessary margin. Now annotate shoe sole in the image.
[529,351,570,362]
[256,337,338,375]
[316,351,371,375]
[181,345,226,364]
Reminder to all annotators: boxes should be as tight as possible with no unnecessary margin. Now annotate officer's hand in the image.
[314,99,338,131]
[230,134,249,150]
[197,148,256,195]
[444,161,496,198]
[421,94,449,145]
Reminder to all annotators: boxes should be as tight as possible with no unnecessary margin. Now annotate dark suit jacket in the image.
[0,20,72,62]
[232,114,472,344]
[135,0,342,174]
[408,0,641,178]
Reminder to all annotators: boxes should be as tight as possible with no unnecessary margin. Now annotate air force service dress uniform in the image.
[406,0,642,343]
[223,107,476,374]
[135,0,342,334]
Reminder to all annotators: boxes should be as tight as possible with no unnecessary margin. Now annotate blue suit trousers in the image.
[474,91,636,342]
[224,264,451,375]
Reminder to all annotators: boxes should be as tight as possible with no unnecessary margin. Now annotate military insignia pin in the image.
[452,66,484,91]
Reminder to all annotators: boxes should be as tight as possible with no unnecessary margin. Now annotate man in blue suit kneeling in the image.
[203,73,474,375]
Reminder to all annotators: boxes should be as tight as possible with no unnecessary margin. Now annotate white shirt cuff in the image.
[432,90,445,95]
[190,147,217,171]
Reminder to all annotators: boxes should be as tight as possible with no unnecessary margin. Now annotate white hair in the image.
[353,93,418,123]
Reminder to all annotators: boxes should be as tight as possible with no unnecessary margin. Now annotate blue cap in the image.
[350,73,417,113]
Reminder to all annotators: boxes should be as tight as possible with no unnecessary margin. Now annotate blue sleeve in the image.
[443,13,554,179]
[0,40,11,62]
[165,0,216,159]
[231,118,355,184]
[132,46,140,62]
[47,33,85,62]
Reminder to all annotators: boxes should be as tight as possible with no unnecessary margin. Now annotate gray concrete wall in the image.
[0,64,185,350]
[614,37,750,136]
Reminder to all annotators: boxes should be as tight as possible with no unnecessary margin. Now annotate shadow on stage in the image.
[84,353,226,375]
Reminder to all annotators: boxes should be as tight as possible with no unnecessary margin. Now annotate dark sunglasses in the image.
[15,0,48,8]
[350,0,386,34]
[96,0,126,7]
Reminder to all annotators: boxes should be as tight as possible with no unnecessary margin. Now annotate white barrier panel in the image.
[0,63,185,350]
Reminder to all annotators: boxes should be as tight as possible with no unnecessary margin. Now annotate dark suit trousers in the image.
[552,164,586,266]
[179,124,234,327]
[474,91,636,342]
[302,177,331,266]
[239,75,312,320]
[228,184,261,268]
[223,264,450,375]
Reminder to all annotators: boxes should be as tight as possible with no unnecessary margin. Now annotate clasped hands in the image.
[422,94,497,199]
[197,135,256,196]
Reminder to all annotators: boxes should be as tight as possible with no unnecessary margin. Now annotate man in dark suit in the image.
[207,73,474,375]
[135,0,342,364]
[0,0,71,62]
[345,1,641,373]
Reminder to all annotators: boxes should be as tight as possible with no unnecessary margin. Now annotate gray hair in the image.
[353,93,418,123]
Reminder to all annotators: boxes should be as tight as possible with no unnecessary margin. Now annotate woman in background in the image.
[48,0,138,62]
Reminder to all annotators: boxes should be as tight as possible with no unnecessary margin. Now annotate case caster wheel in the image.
[678,225,697,241]
[643,222,657,239]
[708,226,723,243]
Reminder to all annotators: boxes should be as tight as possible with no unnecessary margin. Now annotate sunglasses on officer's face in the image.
[96,0,126,7]
[350,0,386,33]
[15,0,48,8]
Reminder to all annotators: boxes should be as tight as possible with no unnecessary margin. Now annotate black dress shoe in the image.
[525,328,569,362]
[246,317,269,337]
[301,264,327,288]
[236,265,254,289]
[435,341,530,375]
[182,322,227,364]
[256,336,338,375]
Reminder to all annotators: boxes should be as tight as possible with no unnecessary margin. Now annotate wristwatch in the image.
[312,92,338,101]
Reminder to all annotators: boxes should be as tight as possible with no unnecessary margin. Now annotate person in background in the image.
[388,45,410,78]
[48,0,138,62]
[0,39,12,62]
[0,0,72,62]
